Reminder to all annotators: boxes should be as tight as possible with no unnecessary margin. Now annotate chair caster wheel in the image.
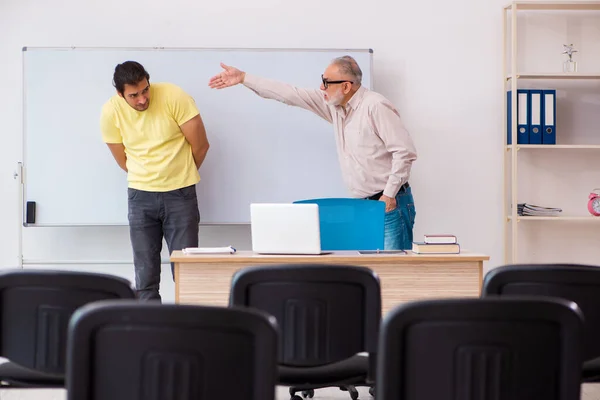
[302,389,314,398]
[290,387,308,400]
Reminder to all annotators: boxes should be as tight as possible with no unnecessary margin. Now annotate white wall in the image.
[1,0,515,297]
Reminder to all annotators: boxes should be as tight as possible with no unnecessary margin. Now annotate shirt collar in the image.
[345,85,367,110]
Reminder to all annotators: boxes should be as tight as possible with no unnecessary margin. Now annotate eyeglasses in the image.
[321,74,353,89]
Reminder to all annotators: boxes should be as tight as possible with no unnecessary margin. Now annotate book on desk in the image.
[423,234,457,244]
[413,234,460,254]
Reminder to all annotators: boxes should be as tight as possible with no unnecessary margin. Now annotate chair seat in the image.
[278,354,368,384]
[583,357,600,382]
[0,362,64,388]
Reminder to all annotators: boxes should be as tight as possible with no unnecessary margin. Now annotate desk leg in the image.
[175,262,180,303]
[478,261,483,296]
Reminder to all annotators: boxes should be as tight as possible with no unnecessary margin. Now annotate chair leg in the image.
[289,387,299,399]
[289,387,315,400]
[339,385,359,400]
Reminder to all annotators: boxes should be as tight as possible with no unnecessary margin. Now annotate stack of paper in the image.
[517,203,562,217]
[182,246,236,254]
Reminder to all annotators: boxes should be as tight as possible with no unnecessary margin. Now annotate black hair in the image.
[112,61,150,94]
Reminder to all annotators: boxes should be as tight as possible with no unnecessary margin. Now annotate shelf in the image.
[505,1,600,11]
[508,216,600,221]
[506,73,600,80]
[507,144,600,149]
[502,1,600,264]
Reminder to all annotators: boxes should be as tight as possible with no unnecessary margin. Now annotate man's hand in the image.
[379,194,397,212]
[208,63,245,89]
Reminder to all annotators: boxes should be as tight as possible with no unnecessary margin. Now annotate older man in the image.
[209,56,417,250]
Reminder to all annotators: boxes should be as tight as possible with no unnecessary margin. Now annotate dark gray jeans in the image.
[127,184,200,301]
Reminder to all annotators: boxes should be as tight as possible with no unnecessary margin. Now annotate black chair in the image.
[0,269,135,388]
[229,264,381,400]
[482,264,600,381]
[376,297,584,400]
[66,300,279,400]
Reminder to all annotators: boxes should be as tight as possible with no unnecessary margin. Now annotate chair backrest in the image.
[0,269,135,375]
[482,264,600,361]
[66,301,278,400]
[376,297,584,400]
[229,264,381,366]
[293,198,384,250]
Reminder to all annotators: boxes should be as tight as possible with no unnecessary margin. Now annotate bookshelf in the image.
[506,73,600,80]
[508,216,600,221]
[503,1,600,263]
[507,145,600,149]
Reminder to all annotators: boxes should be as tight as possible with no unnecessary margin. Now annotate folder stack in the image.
[507,89,556,145]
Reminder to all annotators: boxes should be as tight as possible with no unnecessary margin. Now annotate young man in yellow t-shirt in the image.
[100,61,210,301]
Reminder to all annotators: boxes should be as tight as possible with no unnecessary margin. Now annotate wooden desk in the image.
[171,251,489,315]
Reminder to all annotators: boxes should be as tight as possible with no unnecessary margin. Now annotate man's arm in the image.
[100,103,128,172]
[181,114,210,169]
[166,85,210,170]
[209,63,333,123]
[372,102,417,210]
[106,143,128,172]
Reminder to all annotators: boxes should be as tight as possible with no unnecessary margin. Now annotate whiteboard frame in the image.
[20,46,374,228]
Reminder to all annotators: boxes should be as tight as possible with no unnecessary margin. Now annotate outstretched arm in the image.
[209,63,333,123]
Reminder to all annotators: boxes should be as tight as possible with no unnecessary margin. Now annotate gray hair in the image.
[331,56,363,85]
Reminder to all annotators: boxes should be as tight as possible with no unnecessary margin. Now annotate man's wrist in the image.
[383,188,397,199]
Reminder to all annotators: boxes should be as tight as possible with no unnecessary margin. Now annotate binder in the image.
[528,89,543,144]
[507,89,530,144]
[542,89,556,144]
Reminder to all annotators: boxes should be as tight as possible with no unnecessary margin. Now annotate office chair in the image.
[293,198,385,250]
[229,264,381,400]
[0,269,135,388]
[482,264,600,381]
[376,297,584,400]
[66,300,278,400]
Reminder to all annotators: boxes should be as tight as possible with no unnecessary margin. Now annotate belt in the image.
[365,182,409,200]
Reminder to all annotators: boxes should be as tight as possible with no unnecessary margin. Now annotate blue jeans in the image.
[384,187,416,250]
[127,184,200,301]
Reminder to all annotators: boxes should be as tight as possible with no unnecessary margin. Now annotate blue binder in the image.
[542,89,556,144]
[293,198,385,251]
[528,89,543,144]
[507,89,530,144]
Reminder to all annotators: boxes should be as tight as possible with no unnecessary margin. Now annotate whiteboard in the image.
[22,47,373,225]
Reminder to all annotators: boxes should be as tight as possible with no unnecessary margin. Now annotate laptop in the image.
[250,203,329,255]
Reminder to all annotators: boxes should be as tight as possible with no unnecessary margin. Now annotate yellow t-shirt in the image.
[100,82,201,192]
